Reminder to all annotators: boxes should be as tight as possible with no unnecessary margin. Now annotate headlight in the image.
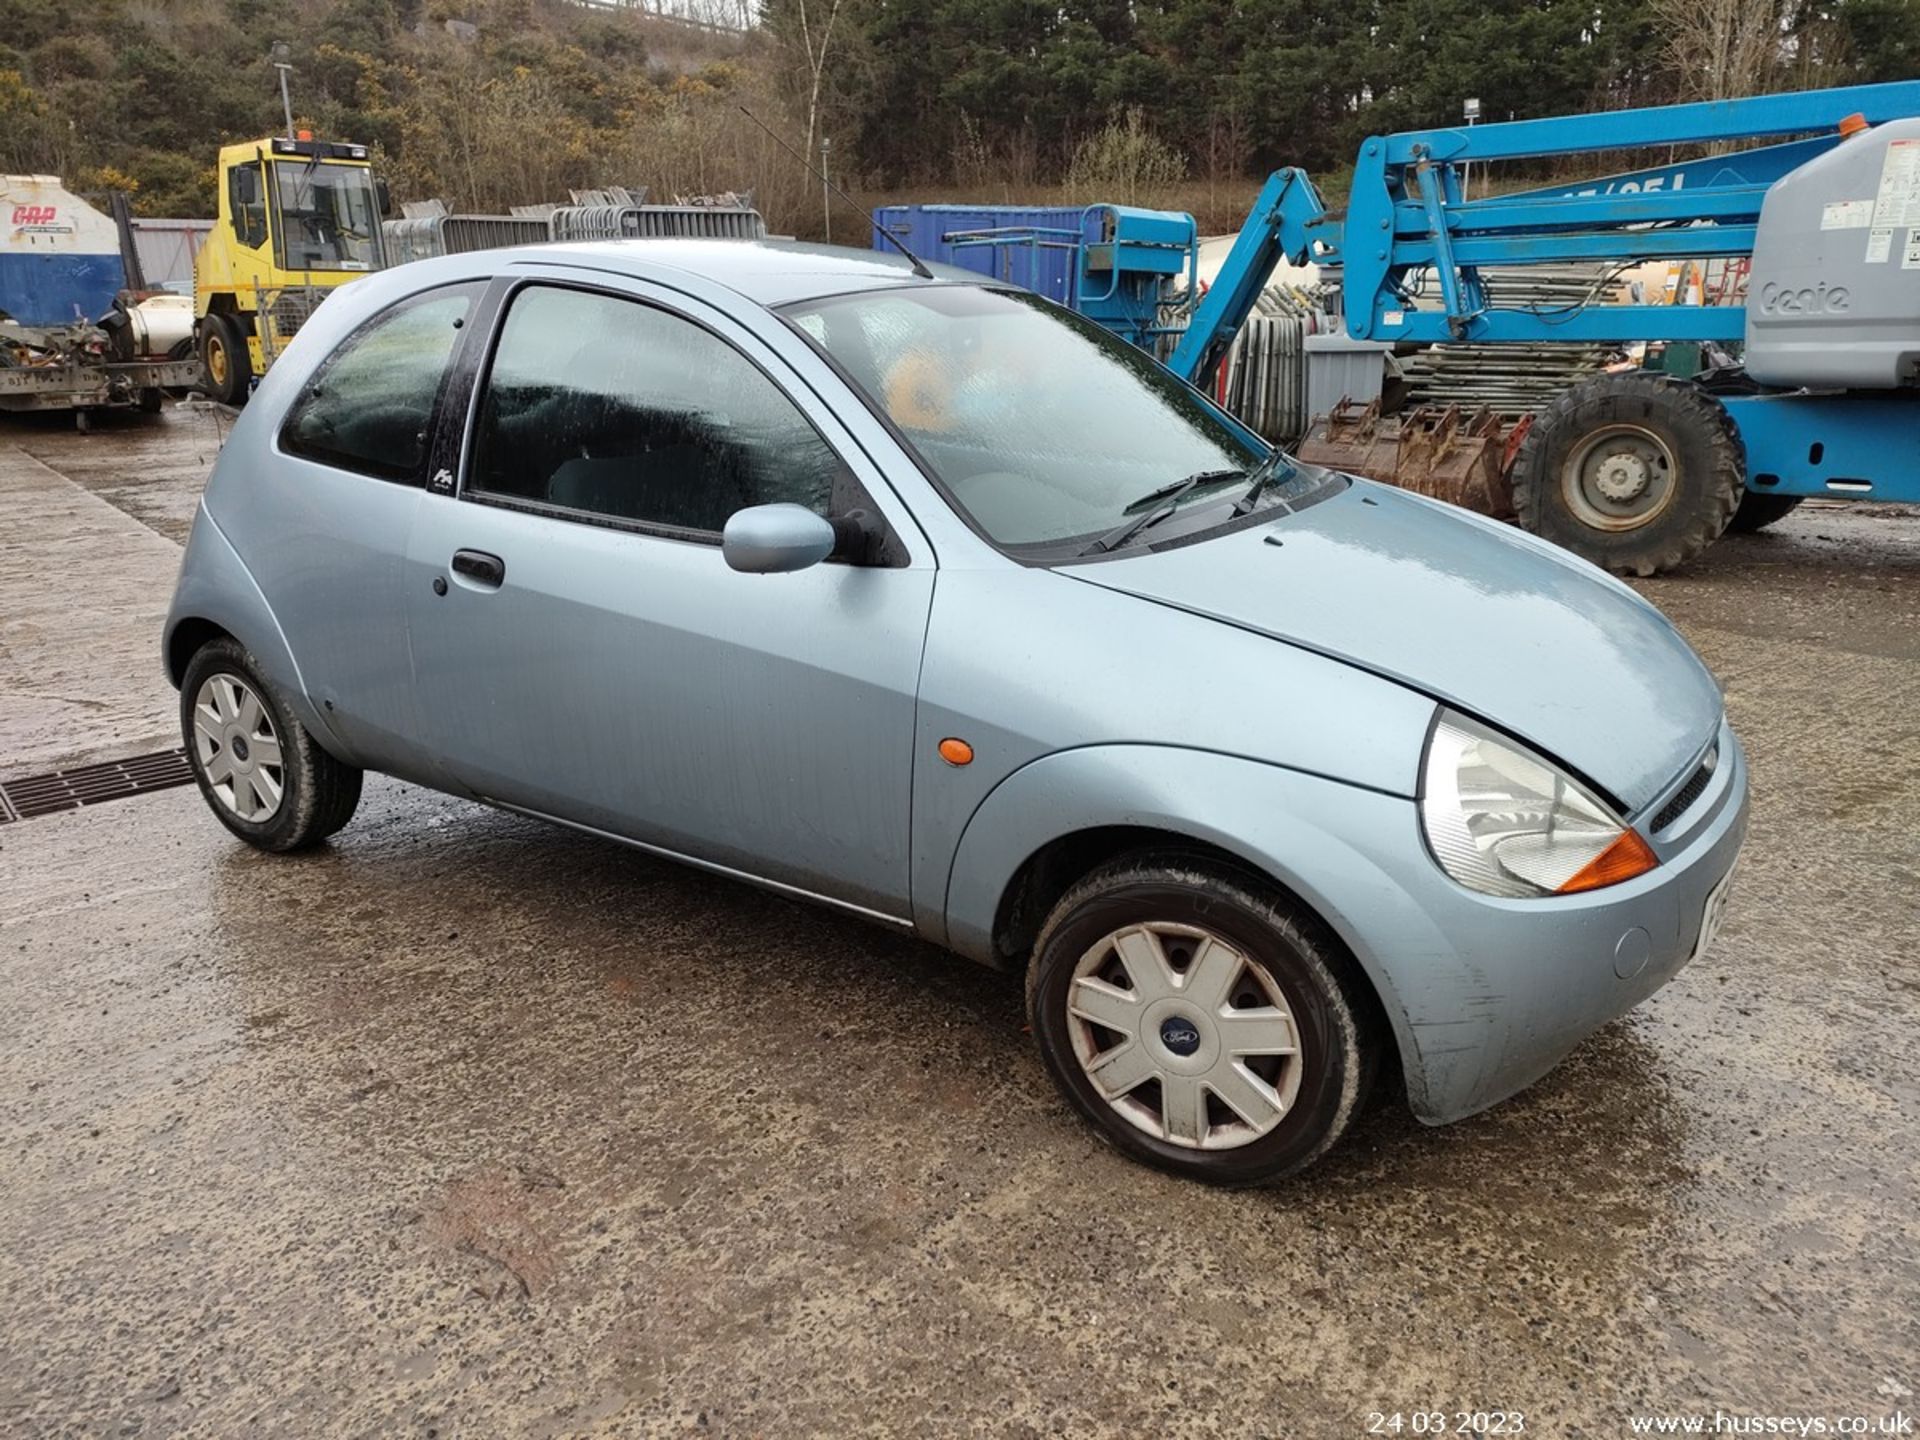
[1420,709,1657,898]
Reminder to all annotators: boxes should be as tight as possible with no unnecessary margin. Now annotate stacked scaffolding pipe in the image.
[1391,263,1633,414]
[1396,343,1619,412]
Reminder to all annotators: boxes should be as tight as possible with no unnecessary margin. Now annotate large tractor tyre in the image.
[200,316,252,407]
[1511,372,1745,577]
[1726,492,1804,533]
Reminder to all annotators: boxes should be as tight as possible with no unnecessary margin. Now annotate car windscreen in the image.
[272,162,381,272]
[782,285,1324,552]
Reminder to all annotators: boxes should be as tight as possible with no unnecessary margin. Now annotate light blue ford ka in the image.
[164,241,1748,1183]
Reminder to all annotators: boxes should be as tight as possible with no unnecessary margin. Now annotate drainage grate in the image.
[0,748,195,823]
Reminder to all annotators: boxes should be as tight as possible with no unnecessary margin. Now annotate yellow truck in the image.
[195,134,387,404]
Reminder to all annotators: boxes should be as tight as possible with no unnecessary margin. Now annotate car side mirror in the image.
[722,503,836,574]
[376,177,393,218]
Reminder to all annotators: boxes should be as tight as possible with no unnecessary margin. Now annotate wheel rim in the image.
[1066,921,1303,1151]
[1561,423,1679,532]
[191,673,285,822]
[206,334,229,388]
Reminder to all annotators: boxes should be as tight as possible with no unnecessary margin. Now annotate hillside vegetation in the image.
[0,0,786,219]
[1,0,1914,237]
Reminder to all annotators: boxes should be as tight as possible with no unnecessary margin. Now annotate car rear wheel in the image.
[180,638,361,852]
[1026,856,1376,1185]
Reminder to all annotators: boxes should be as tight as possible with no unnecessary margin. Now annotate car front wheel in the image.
[1026,856,1377,1185]
[180,637,362,852]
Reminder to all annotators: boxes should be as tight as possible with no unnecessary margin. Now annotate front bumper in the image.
[941,724,1749,1127]
[1338,719,1750,1123]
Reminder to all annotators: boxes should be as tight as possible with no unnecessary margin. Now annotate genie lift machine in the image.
[1159,81,1920,574]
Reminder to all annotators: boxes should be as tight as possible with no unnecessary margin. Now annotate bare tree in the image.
[1657,0,1791,100]
[788,0,844,157]
[1202,107,1251,222]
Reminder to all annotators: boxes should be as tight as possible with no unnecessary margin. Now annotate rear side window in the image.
[280,283,480,484]
[467,284,851,536]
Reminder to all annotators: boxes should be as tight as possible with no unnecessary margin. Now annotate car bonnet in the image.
[1056,479,1723,815]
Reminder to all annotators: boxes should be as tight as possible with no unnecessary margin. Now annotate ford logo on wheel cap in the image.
[1159,1017,1201,1057]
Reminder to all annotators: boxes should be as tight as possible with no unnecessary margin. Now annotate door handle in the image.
[449,549,506,588]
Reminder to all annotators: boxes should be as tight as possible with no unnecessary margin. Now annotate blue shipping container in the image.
[871,203,1198,351]
[873,204,1091,303]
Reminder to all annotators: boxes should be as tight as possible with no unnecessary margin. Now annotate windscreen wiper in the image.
[1117,468,1245,515]
[1232,449,1291,516]
[1082,469,1245,555]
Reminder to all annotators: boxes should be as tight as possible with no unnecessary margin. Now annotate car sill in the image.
[482,797,918,933]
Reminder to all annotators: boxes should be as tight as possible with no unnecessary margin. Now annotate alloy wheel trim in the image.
[191,672,286,822]
[1066,920,1304,1152]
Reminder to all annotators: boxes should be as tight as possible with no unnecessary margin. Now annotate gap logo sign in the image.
[11,204,71,231]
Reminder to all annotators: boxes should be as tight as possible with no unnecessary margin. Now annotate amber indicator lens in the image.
[1556,829,1659,894]
[938,738,974,766]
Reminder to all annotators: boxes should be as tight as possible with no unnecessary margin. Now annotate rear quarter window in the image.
[279,283,481,484]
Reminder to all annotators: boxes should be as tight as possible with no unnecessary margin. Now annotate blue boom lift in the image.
[1170,81,1920,574]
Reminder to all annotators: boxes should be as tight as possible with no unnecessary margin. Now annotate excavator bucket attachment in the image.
[1297,398,1515,519]
[1295,397,1398,486]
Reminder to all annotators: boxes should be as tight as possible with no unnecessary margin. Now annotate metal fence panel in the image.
[443,215,551,254]
[548,205,767,241]
[127,219,212,293]
[381,214,549,264]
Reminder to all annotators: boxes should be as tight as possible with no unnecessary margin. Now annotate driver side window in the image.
[468,285,853,537]
[228,162,268,249]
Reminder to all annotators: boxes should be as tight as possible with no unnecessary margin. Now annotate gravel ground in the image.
[2,406,1916,1438]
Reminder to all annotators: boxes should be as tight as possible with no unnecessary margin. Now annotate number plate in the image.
[1692,862,1738,963]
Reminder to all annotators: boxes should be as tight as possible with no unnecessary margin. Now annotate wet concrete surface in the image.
[7,405,234,547]
[2,410,1917,1436]
[0,422,199,779]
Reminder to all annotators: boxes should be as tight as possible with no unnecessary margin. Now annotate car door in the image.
[239,279,484,778]
[404,276,936,920]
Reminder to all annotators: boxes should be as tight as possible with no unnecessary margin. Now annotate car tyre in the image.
[1026,855,1377,1185]
[180,637,361,852]
[1511,371,1743,577]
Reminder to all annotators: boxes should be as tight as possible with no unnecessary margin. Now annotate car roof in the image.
[497,237,984,308]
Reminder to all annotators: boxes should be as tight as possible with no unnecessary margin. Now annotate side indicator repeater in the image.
[938,738,974,767]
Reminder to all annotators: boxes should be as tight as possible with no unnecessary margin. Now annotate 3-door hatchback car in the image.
[165,240,1747,1183]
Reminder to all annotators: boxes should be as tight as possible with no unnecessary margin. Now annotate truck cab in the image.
[195,135,387,404]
